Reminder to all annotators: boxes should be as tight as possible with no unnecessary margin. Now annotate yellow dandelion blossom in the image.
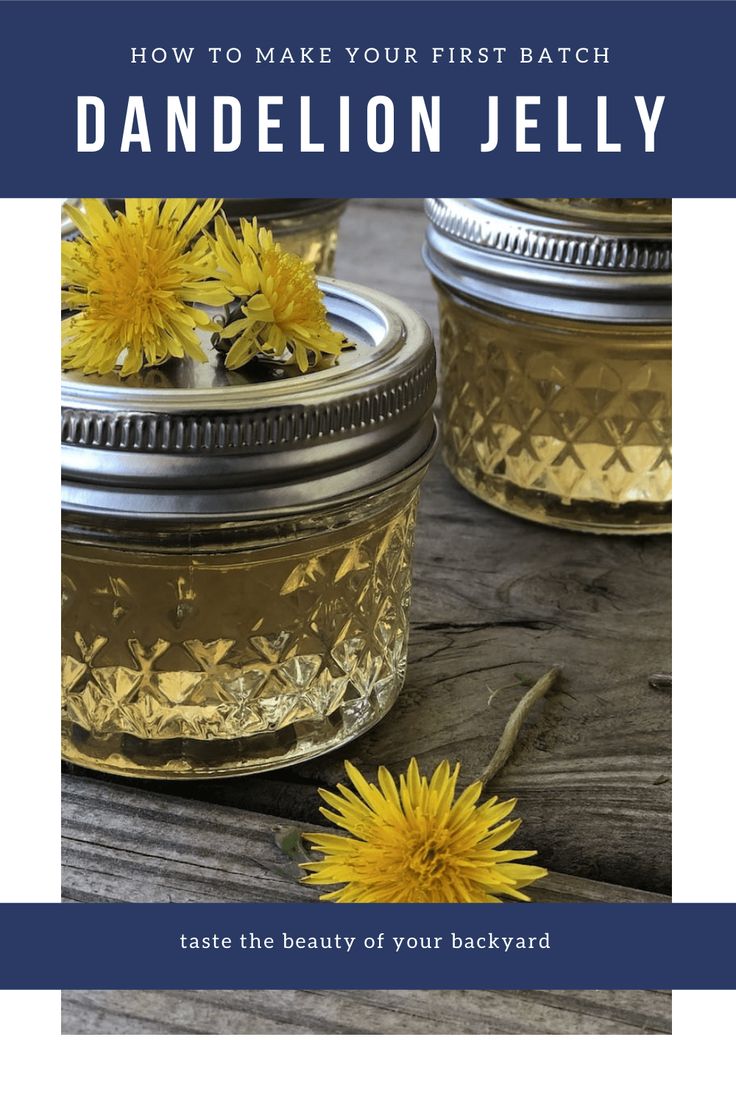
[210,215,346,372]
[301,758,547,904]
[62,198,231,377]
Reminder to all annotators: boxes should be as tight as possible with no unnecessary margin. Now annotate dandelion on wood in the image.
[301,758,547,903]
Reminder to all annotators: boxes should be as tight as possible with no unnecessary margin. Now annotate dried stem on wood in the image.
[480,665,563,790]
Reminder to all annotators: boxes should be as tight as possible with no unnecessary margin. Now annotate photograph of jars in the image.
[423,198,671,535]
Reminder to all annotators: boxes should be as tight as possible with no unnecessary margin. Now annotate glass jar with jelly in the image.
[423,198,672,535]
[101,198,347,274]
[61,279,436,779]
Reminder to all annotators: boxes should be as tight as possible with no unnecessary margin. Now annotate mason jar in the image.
[101,198,347,274]
[61,279,436,779]
[423,198,672,535]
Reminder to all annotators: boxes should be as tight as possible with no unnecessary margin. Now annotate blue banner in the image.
[0,0,734,196]
[0,903,734,989]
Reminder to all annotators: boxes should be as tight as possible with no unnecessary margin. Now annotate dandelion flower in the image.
[62,198,231,377]
[301,758,547,903]
[210,215,346,372]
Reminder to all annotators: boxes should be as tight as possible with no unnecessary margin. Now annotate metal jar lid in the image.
[423,198,672,324]
[61,278,437,525]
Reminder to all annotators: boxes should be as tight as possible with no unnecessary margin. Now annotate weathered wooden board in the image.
[62,986,671,1036]
[62,775,669,906]
[61,776,671,1036]
[63,775,313,905]
[338,200,441,341]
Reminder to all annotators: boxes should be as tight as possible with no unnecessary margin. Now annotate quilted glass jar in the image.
[424,198,672,535]
[61,280,436,779]
[103,198,347,274]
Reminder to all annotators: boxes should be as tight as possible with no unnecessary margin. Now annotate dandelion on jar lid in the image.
[62,198,231,376]
[423,197,672,535]
[208,213,347,373]
[61,204,437,780]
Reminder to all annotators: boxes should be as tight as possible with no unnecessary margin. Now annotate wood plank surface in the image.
[63,987,671,1036]
[62,775,669,906]
[61,775,671,1035]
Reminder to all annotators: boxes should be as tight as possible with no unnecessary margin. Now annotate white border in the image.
[0,199,60,906]
[0,198,733,1089]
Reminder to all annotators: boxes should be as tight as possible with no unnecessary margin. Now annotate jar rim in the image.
[61,278,437,520]
[424,198,672,324]
[62,425,437,532]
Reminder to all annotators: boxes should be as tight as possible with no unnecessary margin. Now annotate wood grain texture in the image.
[338,200,439,341]
[61,775,669,906]
[62,986,671,1036]
[61,776,671,1036]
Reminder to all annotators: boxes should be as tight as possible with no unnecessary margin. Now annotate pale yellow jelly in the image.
[62,479,421,778]
[437,289,671,535]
